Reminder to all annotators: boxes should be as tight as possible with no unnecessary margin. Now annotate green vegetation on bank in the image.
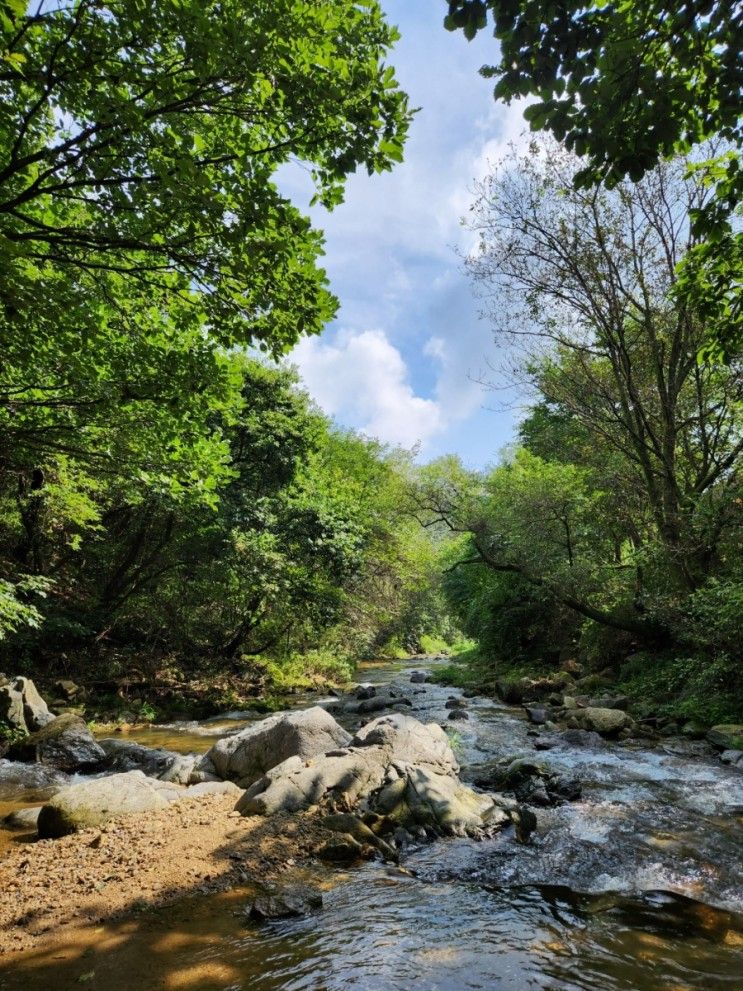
[414,142,742,727]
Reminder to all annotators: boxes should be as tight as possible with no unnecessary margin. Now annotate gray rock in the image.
[447,709,469,721]
[185,780,241,798]
[681,721,707,740]
[560,728,605,748]
[445,697,467,710]
[512,805,538,844]
[355,685,377,701]
[3,806,42,829]
[207,706,352,788]
[344,693,413,715]
[14,677,55,731]
[53,679,81,702]
[0,683,27,734]
[707,725,743,751]
[515,778,551,806]
[10,712,105,772]
[98,739,219,786]
[719,749,743,766]
[99,738,183,777]
[37,770,170,837]
[410,671,429,684]
[546,774,582,802]
[525,706,548,725]
[586,695,628,711]
[574,707,634,737]
[237,712,508,839]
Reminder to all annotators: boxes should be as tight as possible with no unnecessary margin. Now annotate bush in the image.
[617,651,742,726]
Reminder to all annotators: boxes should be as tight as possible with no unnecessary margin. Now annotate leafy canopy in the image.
[444,1,742,359]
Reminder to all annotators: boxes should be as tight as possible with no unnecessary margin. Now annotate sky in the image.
[280,1,530,468]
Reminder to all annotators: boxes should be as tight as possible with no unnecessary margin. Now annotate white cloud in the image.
[276,4,532,465]
[290,328,444,450]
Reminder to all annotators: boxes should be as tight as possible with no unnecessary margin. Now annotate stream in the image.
[1,657,741,990]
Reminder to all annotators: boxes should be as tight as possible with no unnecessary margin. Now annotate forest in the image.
[0,2,741,989]
[0,0,739,727]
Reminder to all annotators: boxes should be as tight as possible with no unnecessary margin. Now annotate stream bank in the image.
[0,657,741,990]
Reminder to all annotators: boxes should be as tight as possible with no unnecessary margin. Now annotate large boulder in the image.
[206,706,352,788]
[574,707,634,737]
[707,725,743,751]
[37,770,171,837]
[236,712,507,838]
[9,712,105,771]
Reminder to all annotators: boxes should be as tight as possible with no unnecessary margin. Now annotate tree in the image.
[0,0,411,503]
[444,1,740,194]
[411,146,741,647]
[444,0,742,358]
[467,143,742,593]
[1,0,409,339]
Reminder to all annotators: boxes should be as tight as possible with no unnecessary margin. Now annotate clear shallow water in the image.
[1,658,741,990]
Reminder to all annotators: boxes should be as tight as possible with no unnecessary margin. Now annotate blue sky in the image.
[281,1,529,468]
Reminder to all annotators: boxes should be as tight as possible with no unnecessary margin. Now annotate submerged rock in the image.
[9,712,105,771]
[246,885,323,920]
[236,712,507,839]
[410,671,429,684]
[207,706,352,788]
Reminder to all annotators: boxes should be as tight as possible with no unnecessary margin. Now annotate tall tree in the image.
[444,0,742,358]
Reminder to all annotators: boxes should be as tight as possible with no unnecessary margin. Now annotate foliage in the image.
[444,1,742,358]
[0,0,411,523]
[0,574,49,639]
[0,359,445,683]
[418,145,741,721]
[616,651,742,727]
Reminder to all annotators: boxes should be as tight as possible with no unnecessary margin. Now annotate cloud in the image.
[290,328,444,450]
[277,4,536,466]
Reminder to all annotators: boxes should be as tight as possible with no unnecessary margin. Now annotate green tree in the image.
[466,143,742,593]
[0,0,411,505]
[444,0,742,358]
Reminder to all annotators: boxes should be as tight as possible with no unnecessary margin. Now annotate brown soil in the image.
[0,794,325,955]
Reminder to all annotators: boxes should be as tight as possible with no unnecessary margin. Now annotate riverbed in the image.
[0,658,741,990]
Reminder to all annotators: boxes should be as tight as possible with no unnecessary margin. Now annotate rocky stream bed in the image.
[0,657,741,990]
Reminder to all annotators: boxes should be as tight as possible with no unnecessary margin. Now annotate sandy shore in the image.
[0,795,323,954]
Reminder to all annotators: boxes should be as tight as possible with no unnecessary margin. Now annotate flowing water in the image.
[1,658,741,990]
